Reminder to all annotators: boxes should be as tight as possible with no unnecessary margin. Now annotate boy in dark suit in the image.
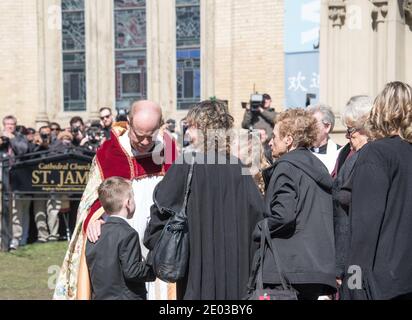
[86,177,155,300]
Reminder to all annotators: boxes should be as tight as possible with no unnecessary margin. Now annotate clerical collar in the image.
[311,143,328,154]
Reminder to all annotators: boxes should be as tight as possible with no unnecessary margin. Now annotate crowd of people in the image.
[0,107,120,250]
[2,81,411,300]
[51,81,412,301]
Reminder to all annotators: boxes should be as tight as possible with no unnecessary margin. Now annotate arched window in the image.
[62,0,86,112]
[176,0,201,110]
[114,0,147,110]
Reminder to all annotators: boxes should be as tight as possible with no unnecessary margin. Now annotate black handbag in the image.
[246,219,298,300]
[151,161,194,283]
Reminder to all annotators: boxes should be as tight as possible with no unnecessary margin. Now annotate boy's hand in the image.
[87,219,105,243]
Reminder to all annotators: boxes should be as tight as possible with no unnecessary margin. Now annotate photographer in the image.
[99,107,114,140]
[80,121,105,153]
[0,115,29,158]
[1,116,30,250]
[50,122,62,143]
[69,116,85,147]
[32,126,53,152]
[242,94,276,140]
[26,128,36,144]
[161,118,178,141]
[116,108,129,122]
[242,94,276,163]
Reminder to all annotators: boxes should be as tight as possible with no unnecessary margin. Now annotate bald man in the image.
[54,101,177,301]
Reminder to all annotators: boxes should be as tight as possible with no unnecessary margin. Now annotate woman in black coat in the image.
[341,82,412,300]
[144,100,264,300]
[332,95,372,288]
[255,109,337,300]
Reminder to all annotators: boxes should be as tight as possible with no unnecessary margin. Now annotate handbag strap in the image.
[262,219,292,290]
[255,225,267,291]
[180,156,195,218]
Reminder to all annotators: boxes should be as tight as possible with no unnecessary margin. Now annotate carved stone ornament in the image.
[371,0,388,30]
[328,0,347,28]
[403,0,412,26]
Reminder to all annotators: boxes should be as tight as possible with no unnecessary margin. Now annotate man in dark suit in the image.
[86,177,155,300]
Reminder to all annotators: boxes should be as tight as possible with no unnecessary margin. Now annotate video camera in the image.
[71,126,81,135]
[242,93,265,113]
[0,136,10,148]
[40,133,50,144]
[86,123,105,144]
[116,109,128,122]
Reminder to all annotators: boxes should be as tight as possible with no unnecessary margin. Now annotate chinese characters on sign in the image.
[284,0,320,108]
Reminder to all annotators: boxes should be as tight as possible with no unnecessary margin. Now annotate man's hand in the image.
[86,219,105,243]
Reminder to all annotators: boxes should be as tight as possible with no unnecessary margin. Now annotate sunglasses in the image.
[100,115,111,120]
[51,128,61,131]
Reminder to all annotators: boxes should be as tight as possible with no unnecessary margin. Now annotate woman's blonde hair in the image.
[233,129,271,195]
[369,81,412,143]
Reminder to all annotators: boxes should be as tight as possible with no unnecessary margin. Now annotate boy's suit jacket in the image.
[86,216,154,300]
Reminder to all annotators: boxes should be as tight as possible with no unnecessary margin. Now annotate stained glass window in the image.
[62,0,86,112]
[176,0,201,110]
[114,0,147,110]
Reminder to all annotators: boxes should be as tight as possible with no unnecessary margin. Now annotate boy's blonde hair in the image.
[98,177,133,215]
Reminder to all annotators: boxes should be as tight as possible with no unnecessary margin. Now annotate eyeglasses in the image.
[346,127,358,136]
[100,115,111,120]
[51,128,60,131]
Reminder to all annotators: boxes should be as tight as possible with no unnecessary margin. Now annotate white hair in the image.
[343,95,373,128]
[307,104,336,131]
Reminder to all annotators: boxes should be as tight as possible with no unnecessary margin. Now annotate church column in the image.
[96,0,115,111]
[36,0,63,127]
[85,0,99,120]
[147,0,176,120]
[404,0,412,84]
[84,0,115,121]
[386,0,405,82]
[36,0,50,127]
[371,0,389,91]
[201,0,215,99]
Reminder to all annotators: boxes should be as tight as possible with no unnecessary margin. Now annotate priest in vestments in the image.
[53,101,177,300]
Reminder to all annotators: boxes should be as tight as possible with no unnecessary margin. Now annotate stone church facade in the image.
[0,0,411,137]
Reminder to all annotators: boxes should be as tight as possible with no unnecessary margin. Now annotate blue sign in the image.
[284,51,319,108]
[284,0,320,53]
[284,0,320,108]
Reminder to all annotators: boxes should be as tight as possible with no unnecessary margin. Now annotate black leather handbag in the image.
[152,162,194,283]
[246,219,298,300]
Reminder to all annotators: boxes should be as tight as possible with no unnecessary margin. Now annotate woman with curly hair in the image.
[144,99,264,300]
[341,82,412,300]
[252,109,337,300]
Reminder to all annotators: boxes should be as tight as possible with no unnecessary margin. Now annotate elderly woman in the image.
[144,99,264,300]
[333,96,373,288]
[341,82,412,300]
[254,109,336,300]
